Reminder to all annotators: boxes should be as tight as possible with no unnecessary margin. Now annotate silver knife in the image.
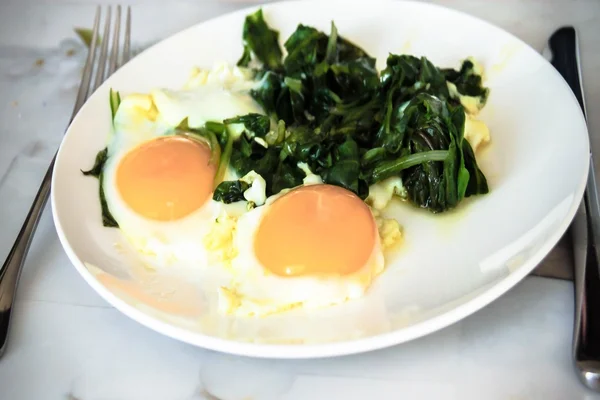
[545,26,600,391]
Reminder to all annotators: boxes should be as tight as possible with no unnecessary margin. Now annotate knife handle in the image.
[549,26,586,115]
[549,26,600,390]
[571,191,600,390]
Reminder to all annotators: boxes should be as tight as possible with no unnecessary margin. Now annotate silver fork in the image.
[0,5,132,357]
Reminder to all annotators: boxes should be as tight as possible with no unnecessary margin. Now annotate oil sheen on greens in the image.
[215,9,489,213]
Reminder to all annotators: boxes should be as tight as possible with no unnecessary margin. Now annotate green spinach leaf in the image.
[98,171,119,227]
[213,180,250,203]
[82,148,119,227]
[443,59,489,101]
[224,113,271,138]
[82,147,108,178]
[238,9,283,71]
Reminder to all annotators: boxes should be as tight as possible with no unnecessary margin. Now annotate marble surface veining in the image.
[0,0,600,399]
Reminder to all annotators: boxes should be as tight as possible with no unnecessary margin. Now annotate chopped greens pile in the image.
[85,9,491,228]
[215,9,489,213]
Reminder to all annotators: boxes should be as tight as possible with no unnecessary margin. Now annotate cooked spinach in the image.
[238,8,283,71]
[443,59,489,101]
[213,180,250,204]
[247,17,379,129]
[98,170,119,227]
[81,147,108,178]
[82,147,119,227]
[109,89,121,121]
[218,10,491,212]
[223,113,271,138]
[86,9,492,220]
[385,94,477,212]
[216,119,370,201]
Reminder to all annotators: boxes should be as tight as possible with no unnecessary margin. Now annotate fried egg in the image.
[102,116,222,265]
[101,63,261,266]
[218,184,388,317]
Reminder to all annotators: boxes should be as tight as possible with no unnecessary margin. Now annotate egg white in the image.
[218,189,386,317]
[151,62,263,131]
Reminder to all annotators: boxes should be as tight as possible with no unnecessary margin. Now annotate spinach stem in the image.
[372,150,449,181]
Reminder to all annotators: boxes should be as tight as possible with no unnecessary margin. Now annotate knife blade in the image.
[547,25,600,391]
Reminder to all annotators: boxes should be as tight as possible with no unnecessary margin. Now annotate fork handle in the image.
[0,156,55,356]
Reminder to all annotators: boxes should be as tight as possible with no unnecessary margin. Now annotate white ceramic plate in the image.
[51,0,589,358]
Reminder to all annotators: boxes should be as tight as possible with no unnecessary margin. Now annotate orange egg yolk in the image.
[254,184,376,277]
[116,136,216,221]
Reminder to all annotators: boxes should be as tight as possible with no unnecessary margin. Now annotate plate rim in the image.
[51,0,590,359]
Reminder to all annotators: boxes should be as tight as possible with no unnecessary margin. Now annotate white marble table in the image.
[1,0,600,398]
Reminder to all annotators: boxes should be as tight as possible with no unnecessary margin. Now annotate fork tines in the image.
[72,5,132,120]
[88,6,132,95]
